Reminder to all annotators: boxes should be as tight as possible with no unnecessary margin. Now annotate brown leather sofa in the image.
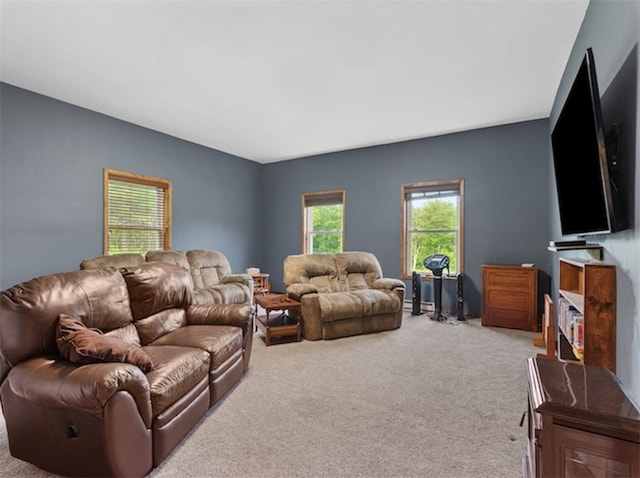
[81,249,253,306]
[0,262,254,477]
[283,251,405,340]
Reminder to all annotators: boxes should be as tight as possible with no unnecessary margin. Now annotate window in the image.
[104,168,172,255]
[401,179,464,278]
[302,190,345,254]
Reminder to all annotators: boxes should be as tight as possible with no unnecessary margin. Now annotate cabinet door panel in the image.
[553,425,639,478]
[486,271,532,289]
[485,307,531,329]
[488,290,530,308]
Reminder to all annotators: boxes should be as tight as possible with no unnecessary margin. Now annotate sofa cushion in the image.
[317,293,363,322]
[317,290,401,322]
[143,345,210,417]
[150,325,242,371]
[121,263,192,320]
[144,250,194,288]
[135,308,188,346]
[283,254,341,293]
[186,250,231,289]
[335,252,382,291]
[192,284,250,305]
[350,289,401,316]
[105,322,144,347]
[56,314,153,372]
[80,253,145,270]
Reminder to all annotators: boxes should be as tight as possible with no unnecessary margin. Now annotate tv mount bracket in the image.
[605,122,621,171]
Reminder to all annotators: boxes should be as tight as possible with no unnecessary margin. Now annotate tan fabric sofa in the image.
[0,262,253,477]
[283,251,405,340]
[81,249,253,306]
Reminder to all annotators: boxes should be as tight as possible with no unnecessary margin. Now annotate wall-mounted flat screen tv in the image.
[551,47,627,236]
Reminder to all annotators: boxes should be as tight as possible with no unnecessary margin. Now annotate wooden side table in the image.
[254,293,301,346]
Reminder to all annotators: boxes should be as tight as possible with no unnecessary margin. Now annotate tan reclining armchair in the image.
[284,251,405,340]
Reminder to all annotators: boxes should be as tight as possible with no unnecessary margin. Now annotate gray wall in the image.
[260,120,552,316]
[1,81,552,317]
[548,0,639,406]
[0,83,263,290]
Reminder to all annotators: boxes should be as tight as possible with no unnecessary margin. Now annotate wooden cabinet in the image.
[524,357,640,478]
[556,258,616,372]
[482,265,538,331]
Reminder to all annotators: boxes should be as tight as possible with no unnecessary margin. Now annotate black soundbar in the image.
[549,240,587,247]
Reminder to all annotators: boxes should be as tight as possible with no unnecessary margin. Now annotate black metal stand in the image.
[429,272,445,322]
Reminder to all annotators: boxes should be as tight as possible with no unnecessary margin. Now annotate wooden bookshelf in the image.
[556,258,616,372]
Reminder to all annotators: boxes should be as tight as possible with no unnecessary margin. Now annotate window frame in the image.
[301,189,346,254]
[103,168,172,255]
[400,179,464,279]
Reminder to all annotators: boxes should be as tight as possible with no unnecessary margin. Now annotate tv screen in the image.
[551,48,624,236]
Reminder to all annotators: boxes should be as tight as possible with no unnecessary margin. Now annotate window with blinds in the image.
[302,189,345,254]
[104,169,172,255]
[401,179,464,278]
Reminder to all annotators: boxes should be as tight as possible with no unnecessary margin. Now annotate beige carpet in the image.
[0,313,539,477]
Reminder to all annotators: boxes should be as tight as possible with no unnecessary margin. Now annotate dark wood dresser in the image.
[482,264,538,331]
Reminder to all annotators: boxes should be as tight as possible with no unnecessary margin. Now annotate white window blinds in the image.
[104,169,171,255]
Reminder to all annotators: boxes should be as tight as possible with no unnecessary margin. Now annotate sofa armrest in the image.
[187,303,253,328]
[373,278,406,290]
[286,283,318,300]
[222,273,252,287]
[7,357,153,426]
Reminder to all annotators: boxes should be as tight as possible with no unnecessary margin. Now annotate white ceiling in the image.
[0,0,588,163]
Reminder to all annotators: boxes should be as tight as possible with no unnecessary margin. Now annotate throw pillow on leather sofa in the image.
[56,313,154,372]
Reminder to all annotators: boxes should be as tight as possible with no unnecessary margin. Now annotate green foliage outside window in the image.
[309,204,343,254]
[410,199,458,274]
[108,229,162,256]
